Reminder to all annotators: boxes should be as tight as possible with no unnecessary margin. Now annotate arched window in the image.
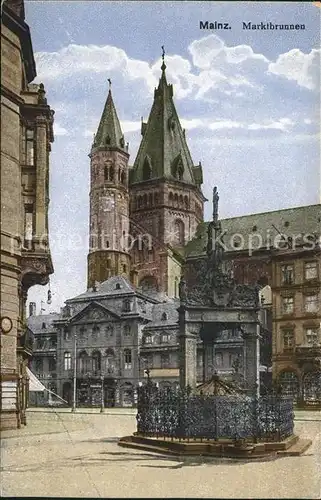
[143,157,152,180]
[184,196,189,210]
[148,193,153,206]
[173,219,185,245]
[120,171,125,184]
[123,299,131,312]
[110,165,114,182]
[174,193,178,206]
[138,196,142,208]
[104,165,109,180]
[124,324,131,336]
[105,348,115,374]
[179,194,183,206]
[64,352,71,371]
[105,324,114,337]
[92,325,100,339]
[174,276,179,298]
[78,351,89,374]
[124,349,132,369]
[154,193,159,206]
[169,192,173,205]
[161,312,167,321]
[92,351,101,374]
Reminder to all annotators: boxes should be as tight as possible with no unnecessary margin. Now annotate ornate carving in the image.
[228,284,260,308]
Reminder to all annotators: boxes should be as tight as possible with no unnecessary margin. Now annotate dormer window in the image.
[105,134,111,145]
[161,312,167,321]
[115,283,121,290]
[42,322,46,329]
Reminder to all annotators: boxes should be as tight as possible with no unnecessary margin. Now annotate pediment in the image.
[69,301,120,324]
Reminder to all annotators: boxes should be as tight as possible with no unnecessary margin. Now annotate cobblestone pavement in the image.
[1,409,320,498]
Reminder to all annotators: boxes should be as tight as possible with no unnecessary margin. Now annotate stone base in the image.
[118,434,312,460]
[0,410,20,430]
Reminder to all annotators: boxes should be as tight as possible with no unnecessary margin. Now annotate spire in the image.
[131,49,202,187]
[93,80,126,151]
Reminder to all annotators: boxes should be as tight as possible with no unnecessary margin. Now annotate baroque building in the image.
[1,0,54,428]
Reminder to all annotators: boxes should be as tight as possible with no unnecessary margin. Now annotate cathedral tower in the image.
[87,84,131,288]
[129,54,206,296]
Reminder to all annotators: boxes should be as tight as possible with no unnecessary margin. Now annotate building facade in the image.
[27,310,59,405]
[1,0,54,429]
[272,240,321,406]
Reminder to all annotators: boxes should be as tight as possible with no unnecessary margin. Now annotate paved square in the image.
[1,409,320,498]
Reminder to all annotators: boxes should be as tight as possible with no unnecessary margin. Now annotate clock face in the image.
[1,316,13,334]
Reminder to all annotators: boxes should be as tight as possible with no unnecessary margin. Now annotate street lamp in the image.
[100,371,105,413]
[71,330,77,412]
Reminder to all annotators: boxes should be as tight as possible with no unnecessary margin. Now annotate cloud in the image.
[189,35,269,69]
[247,118,295,132]
[267,48,320,90]
[53,123,69,136]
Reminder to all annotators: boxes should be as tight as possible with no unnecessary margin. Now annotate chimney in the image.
[29,302,36,317]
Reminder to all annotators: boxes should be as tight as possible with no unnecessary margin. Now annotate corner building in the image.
[1,0,54,429]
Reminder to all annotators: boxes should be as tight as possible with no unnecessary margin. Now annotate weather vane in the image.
[161,45,165,61]
[107,78,112,88]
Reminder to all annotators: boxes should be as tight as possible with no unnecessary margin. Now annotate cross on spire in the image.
[161,45,166,71]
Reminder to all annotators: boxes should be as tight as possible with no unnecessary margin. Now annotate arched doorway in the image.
[303,371,321,405]
[277,371,299,401]
[62,382,72,405]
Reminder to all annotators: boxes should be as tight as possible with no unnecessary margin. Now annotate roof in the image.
[144,300,179,328]
[27,313,60,334]
[130,62,202,187]
[68,276,136,302]
[195,375,245,396]
[185,204,321,258]
[92,88,126,151]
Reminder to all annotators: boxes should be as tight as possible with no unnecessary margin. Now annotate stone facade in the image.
[1,0,54,429]
[271,243,321,405]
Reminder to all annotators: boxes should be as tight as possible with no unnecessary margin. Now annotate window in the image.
[282,296,294,314]
[64,328,71,341]
[305,262,318,281]
[304,294,319,313]
[143,158,152,180]
[105,325,113,337]
[281,264,294,285]
[26,128,34,165]
[107,259,111,269]
[144,334,153,345]
[92,325,100,338]
[124,324,131,336]
[123,299,131,312]
[283,329,294,349]
[305,328,319,345]
[215,353,223,367]
[124,349,132,369]
[122,264,127,273]
[105,348,115,374]
[49,358,56,372]
[92,351,101,374]
[161,312,167,321]
[78,351,89,374]
[161,353,170,368]
[24,204,33,243]
[161,333,170,343]
[64,352,71,371]
[35,358,43,373]
[79,326,86,338]
[173,219,185,245]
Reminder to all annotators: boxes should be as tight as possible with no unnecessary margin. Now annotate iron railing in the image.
[136,384,294,442]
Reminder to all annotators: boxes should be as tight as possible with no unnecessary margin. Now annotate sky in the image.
[24,1,321,314]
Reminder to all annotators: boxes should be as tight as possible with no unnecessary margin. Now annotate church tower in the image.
[129,53,206,296]
[87,83,131,288]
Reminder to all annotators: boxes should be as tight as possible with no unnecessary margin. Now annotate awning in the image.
[26,367,46,392]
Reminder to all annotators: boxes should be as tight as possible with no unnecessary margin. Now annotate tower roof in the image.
[93,85,126,151]
[130,57,202,187]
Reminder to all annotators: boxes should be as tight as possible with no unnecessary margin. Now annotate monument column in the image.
[178,306,197,389]
[242,322,260,397]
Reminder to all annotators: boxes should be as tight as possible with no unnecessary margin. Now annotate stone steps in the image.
[277,439,312,456]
